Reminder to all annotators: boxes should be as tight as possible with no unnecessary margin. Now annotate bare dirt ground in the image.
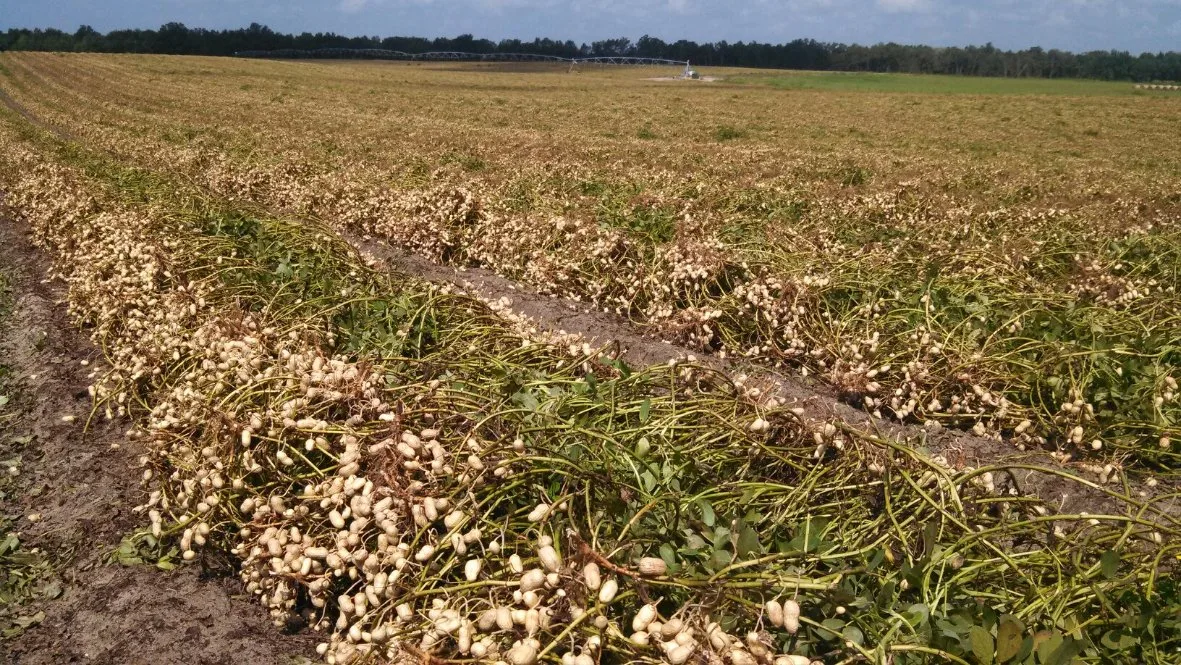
[0,211,315,664]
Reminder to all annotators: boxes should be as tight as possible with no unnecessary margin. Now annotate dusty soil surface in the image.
[351,234,1181,521]
[0,211,315,664]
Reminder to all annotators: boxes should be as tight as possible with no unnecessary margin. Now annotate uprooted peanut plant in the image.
[1,102,1179,665]
[0,53,1177,471]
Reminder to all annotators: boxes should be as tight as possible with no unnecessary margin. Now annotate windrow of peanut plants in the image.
[0,53,1177,472]
[2,101,1180,664]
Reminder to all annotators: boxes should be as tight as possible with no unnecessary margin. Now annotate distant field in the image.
[725,69,1146,95]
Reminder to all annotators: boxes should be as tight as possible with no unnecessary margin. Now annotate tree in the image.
[0,23,1176,83]
[590,38,631,57]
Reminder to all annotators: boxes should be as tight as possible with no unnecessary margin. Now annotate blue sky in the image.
[3,0,1180,53]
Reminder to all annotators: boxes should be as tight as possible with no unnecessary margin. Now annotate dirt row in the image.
[0,212,314,664]
[350,234,1181,519]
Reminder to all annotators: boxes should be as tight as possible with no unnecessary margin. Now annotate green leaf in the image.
[696,500,715,528]
[639,398,651,423]
[718,613,740,633]
[903,603,930,628]
[1061,616,1082,641]
[788,517,830,553]
[1100,630,1136,651]
[114,538,144,566]
[0,532,20,556]
[709,548,730,571]
[1036,631,1064,664]
[1015,635,1034,664]
[842,625,865,646]
[736,524,761,558]
[661,459,677,482]
[6,551,40,565]
[922,520,938,557]
[511,390,539,411]
[659,543,677,569]
[634,436,651,459]
[936,619,961,641]
[819,618,845,639]
[939,614,973,640]
[639,469,657,493]
[874,579,897,610]
[970,625,995,665]
[997,615,1025,662]
[982,606,998,631]
[866,547,885,571]
[1047,638,1082,665]
[1100,549,1119,579]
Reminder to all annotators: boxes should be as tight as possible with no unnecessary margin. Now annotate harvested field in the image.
[0,53,1179,665]
[0,211,315,663]
[2,54,1177,467]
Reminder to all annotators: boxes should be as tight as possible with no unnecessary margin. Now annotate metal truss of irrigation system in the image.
[235,48,693,73]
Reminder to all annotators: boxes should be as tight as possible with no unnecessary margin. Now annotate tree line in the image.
[2,23,1179,82]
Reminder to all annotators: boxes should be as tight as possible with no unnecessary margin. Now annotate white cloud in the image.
[1044,10,1073,27]
[876,0,930,12]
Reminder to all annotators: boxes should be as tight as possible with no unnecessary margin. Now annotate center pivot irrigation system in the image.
[235,48,696,76]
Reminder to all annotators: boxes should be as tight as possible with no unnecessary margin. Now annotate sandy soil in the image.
[0,211,315,665]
